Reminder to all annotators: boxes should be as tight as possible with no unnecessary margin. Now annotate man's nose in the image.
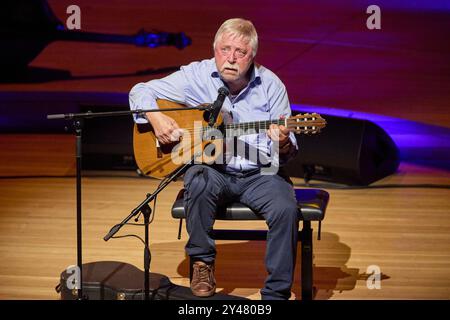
[227,51,237,63]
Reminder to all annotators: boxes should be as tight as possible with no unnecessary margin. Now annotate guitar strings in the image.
[175,121,325,136]
[171,118,324,134]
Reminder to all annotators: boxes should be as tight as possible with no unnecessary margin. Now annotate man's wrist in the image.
[145,112,161,123]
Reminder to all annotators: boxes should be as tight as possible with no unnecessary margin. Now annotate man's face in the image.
[214,32,254,84]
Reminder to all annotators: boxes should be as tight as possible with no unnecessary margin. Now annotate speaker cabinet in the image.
[81,105,137,170]
[285,113,399,185]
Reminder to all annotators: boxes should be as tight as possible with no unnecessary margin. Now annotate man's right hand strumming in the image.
[146,112,182,145]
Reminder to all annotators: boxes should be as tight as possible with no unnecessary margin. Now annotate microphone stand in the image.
[47,104,210,300]
[103,155,197,300]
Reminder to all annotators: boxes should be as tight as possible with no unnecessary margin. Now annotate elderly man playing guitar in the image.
[130,18,311,300]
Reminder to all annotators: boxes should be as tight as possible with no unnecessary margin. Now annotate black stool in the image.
[171,188,329,300]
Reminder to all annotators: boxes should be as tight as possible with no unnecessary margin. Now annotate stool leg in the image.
[301,221,313,300]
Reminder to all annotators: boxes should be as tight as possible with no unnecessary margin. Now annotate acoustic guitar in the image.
[133,100,326,179]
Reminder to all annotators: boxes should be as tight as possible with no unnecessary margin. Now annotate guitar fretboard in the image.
[225,119,285,132]
[201,119,286,137]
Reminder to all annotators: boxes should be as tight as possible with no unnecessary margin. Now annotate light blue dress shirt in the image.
[129,58,298,173]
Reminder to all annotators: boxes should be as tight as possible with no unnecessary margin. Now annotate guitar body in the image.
[133,100,326,179]
[133,100,223,179]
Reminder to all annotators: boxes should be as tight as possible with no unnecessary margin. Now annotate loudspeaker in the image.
[285,113,400,185]
[0,91,137,171]
[80,105,137,170]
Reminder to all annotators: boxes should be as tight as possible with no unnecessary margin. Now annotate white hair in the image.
[213,18,258,57]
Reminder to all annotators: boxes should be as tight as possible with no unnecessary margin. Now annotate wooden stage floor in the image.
[0,0,449,301]
[0,163,449,300]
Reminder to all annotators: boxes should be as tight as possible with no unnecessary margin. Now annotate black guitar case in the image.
[56,261,246,300]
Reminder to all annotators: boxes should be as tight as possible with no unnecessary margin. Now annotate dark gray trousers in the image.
[183,165,299,300]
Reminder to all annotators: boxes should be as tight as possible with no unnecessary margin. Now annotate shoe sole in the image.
[191,288,216,298]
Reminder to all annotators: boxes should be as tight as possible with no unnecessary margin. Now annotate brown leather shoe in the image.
[190,261,216,297]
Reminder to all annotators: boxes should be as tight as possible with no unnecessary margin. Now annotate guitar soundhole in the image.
[160,142,177,154]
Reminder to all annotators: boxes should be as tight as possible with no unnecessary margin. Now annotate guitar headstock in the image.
[286,113,327,135]
[134,29,192,49]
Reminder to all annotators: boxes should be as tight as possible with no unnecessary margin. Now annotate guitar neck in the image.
[204,119,287,137]
[53,29,191,49]
[54,30,135,45]
[227,118,285,131]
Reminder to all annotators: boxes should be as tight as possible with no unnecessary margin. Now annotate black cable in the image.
[131,174,169,226]
[109,175,172,258]
[150,194,157,224]
[110,234,145,245]
[149,175,172,223]
[93,173,173,247]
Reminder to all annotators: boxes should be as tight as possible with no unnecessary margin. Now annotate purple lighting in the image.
[291,103,450,170]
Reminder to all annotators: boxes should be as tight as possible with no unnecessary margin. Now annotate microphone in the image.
[208,86,229,127]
